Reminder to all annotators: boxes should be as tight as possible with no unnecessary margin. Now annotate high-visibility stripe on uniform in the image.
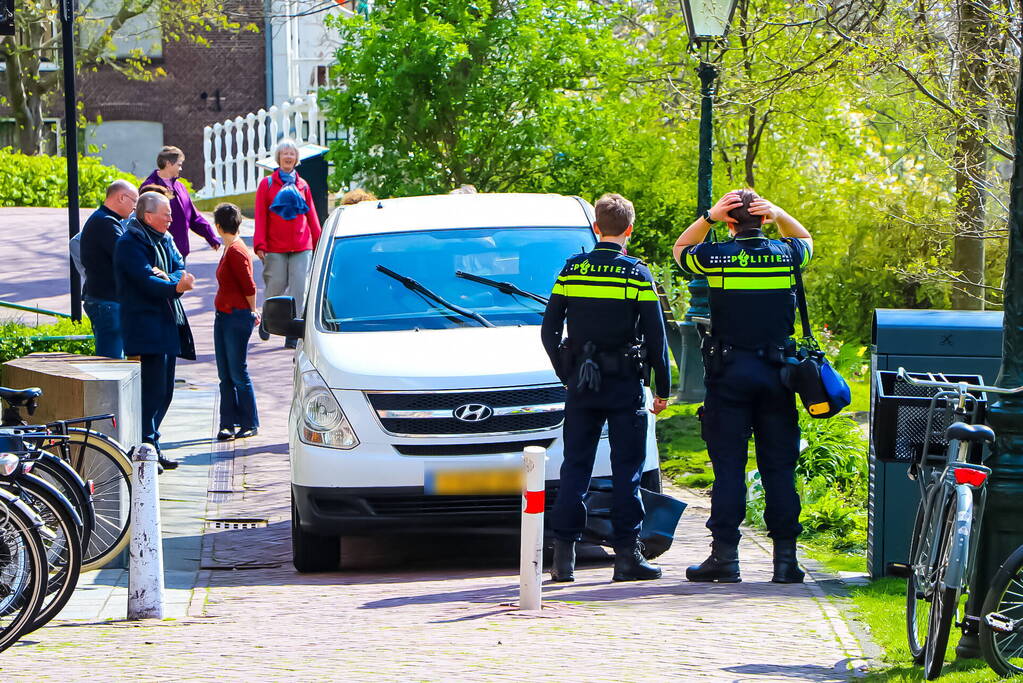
[721,266,792,274]
[685,252,705,274]
[556,275,653,288]
[707,275,795,290]
[559,284,656,300]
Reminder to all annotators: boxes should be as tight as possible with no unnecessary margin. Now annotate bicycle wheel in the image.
[907,498,938,663]
[924,499,965,680]
[29,453,93,552]
[45,428,131,570]
[6,475,83,632]
[979,544,1023,677]
[0,491,47,653]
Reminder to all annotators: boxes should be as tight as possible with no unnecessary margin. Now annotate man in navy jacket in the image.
[114,192,196,472]
[81,179,138,358]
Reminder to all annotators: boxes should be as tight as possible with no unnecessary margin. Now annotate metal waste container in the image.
[868,309,1004,578]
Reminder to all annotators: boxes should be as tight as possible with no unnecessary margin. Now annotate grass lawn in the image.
[651,372,1003,679]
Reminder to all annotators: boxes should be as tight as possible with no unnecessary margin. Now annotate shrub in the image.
[0,148,139,208]
[0,318,94,373]
[796,413,867,494]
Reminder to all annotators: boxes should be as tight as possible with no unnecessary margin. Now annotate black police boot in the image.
[612,542,662,582]
[550,540,575,583]
[686,540,740,583]
[771,538,805,584]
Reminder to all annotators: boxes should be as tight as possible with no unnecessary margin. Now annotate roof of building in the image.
[330,193,593,237]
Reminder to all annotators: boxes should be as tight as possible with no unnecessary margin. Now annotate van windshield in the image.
[320,227,595,331]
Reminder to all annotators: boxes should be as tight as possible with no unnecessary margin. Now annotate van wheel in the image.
[291,495,341,573]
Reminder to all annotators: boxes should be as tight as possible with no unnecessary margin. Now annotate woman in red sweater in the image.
[214,203,260,441]
[254,138,322,348]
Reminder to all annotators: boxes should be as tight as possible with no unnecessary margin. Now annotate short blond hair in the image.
[341,188,376,205]
[593,193,635,236]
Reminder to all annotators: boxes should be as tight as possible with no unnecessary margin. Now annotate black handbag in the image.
[780,240,851,419]
[581,486,687,559]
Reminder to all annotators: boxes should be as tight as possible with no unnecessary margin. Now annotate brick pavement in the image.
[0,208,870,681]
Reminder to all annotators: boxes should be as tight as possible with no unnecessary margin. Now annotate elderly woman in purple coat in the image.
[141,146,221,261]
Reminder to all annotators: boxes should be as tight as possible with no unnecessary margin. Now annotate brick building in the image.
[80,2,268,186]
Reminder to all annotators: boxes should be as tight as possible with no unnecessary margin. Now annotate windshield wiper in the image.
[376,265,495,328]
[455,271,549,306]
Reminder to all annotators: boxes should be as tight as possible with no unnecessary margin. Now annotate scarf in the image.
[269,170,310,221]
[137,218,187,327]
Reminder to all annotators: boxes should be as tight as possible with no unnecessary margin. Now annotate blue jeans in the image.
[84,298,124,359]
[214,309,259,430]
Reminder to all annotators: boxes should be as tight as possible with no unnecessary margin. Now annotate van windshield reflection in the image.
[321,227,594,332]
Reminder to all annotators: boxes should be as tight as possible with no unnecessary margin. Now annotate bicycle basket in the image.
[872,371,987,463]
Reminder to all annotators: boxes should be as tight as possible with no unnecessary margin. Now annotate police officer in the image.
[541,193,671,583]
[673,189,813,584]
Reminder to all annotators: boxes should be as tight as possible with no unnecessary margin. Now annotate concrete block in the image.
[2,352,141,448]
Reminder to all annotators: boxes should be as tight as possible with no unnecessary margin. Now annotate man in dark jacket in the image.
[540,193,671,583]
[81,180,138,358]
[114,192,196,472]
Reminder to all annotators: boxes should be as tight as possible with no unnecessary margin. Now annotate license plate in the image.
[426,468,523,495]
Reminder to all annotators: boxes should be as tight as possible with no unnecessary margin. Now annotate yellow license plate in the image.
[427,468,523,495]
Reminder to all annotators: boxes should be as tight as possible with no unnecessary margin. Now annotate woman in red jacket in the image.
[214,203,260,441]
[254,139,322,348]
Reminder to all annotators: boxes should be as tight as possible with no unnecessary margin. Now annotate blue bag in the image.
[781,240,851,419]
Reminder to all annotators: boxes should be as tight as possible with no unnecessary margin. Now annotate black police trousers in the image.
[551,375,647,547]
[702,348,802,545]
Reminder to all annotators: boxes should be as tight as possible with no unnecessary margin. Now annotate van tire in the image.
[291,495,341,573]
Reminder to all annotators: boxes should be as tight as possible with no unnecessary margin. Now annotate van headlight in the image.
[299,370,359,449]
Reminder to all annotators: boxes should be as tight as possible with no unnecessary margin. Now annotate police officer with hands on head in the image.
[673,189,813,585]
[541,193,671,584]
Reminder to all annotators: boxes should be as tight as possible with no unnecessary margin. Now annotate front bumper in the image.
[292,468,661,537]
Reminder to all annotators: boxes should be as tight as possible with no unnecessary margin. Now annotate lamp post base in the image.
[676,320,706,403]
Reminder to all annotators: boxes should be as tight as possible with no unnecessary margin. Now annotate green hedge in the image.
[0,148,139,208]
[0,319,95,377]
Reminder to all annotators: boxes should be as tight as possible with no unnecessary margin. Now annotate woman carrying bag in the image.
[253,139,322,349]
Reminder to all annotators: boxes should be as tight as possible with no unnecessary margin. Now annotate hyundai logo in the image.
[453,403,493,422]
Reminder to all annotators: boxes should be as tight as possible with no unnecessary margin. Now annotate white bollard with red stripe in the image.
[520,445,547,611]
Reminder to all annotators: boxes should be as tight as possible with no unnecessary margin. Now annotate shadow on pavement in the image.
[723,663,847,681]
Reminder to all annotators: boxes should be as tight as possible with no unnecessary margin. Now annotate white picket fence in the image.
[196,94,327,200]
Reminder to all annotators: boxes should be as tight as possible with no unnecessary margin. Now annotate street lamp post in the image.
[676,0,738,402]
[60,0,82,322]
[956,43,1023,660]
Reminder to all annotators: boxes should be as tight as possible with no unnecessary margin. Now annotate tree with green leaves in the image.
[0,0,253,154]
[321,0,652,196]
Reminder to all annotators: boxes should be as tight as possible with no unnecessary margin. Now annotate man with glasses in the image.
[80,179,138,359]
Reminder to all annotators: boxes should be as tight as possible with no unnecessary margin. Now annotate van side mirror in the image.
[263,296,304,338]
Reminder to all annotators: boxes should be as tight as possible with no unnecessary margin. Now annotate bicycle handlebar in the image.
[897,367,1023,396]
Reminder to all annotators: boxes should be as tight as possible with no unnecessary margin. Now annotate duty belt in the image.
[701,336,794,377]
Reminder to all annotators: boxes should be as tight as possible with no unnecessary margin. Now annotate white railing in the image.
[196,94,327,200]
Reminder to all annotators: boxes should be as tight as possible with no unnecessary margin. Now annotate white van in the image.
[263,193,662,572]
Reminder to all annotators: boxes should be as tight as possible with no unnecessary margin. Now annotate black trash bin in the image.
[868,309,1003,578]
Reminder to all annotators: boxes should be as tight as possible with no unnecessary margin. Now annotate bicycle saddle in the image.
[945,421,996,444]
[0,386,42,406]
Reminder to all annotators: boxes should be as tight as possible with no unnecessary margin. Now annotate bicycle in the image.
[0,451,83,633]
[0,486,47,653]
[0,386,132,570]
[885,369,1023,679]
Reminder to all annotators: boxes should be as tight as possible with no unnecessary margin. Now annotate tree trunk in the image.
[950,0,993,310]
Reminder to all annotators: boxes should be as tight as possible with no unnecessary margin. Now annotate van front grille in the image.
[367,385,565,437]
[393,439,555,456]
